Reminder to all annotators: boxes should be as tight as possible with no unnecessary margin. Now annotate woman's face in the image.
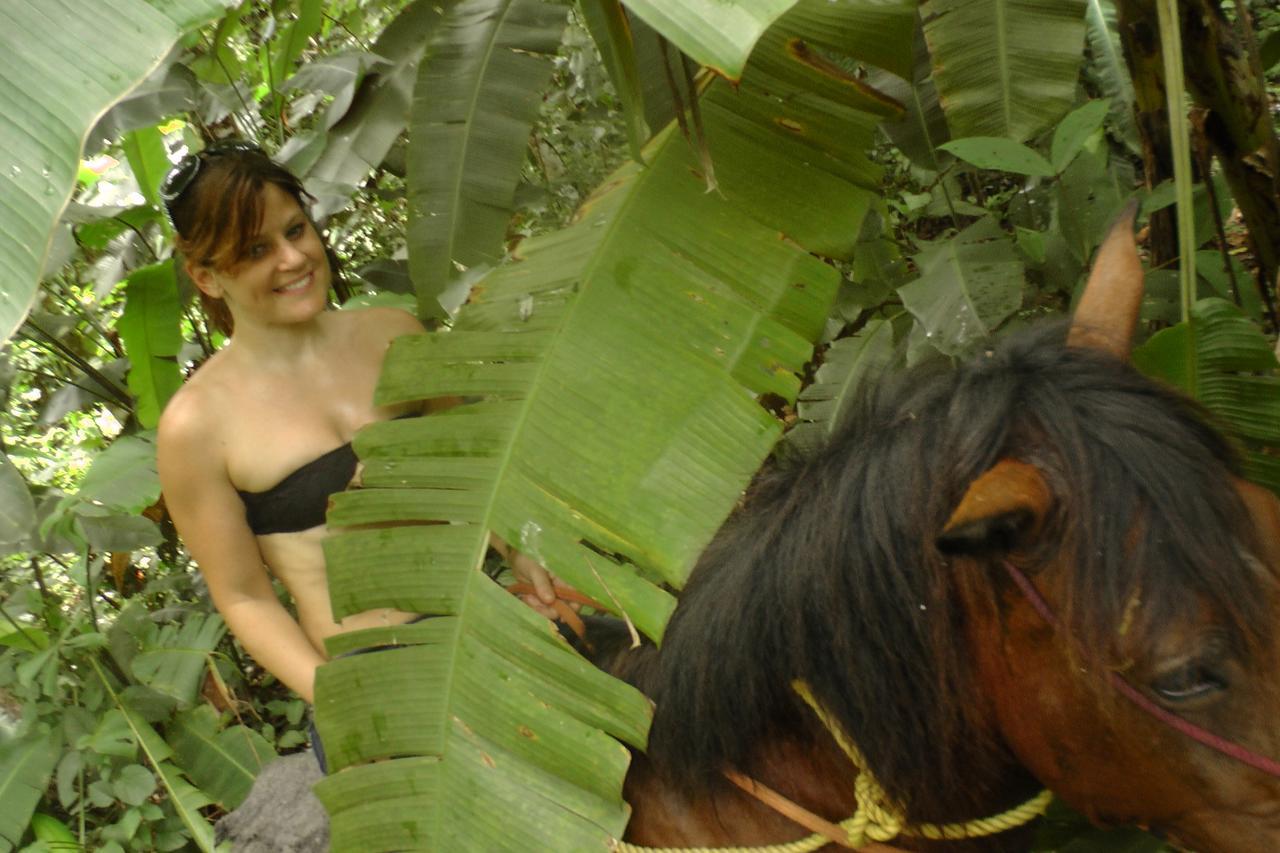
[188,183,332,331]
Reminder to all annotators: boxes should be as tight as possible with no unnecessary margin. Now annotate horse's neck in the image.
[622,728,1038,852]
[622,734,858,847]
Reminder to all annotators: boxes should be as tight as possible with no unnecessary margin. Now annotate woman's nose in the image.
[277,238,306,269]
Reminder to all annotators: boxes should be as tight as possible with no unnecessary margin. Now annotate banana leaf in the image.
[618,0,799,80]
[921,0,1089,142]
[1133,297,1280,495]
[407,0,568,318]
[314,1,913,849]
[0,0,231,347]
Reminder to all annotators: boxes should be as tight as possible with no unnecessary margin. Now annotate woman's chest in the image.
[218,361,391,493]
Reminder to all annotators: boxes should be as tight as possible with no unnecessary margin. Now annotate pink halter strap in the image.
[1002,560,1280,779]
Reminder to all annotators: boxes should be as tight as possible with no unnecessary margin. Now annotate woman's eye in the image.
[1151,664,1227,703]
[287,223,304,239]
[246,243,268,260]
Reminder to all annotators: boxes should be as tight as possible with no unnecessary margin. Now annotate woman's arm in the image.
[157,394,325,702]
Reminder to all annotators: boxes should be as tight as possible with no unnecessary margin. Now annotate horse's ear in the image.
[937,459,1053,555]
[1067,200,1143,359]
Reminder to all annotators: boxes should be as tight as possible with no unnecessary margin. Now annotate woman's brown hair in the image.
[166,144,345,335]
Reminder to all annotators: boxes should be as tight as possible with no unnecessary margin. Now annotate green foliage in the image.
[922,0,1089,141]
[0,730,60,853]
[116,265,183,429]
[941,137,1057,177]
[0,0,231,346]
[406,0,569,319]
[1134,298,1280,493]
[900,215,1026,358]
[618,0,799,80]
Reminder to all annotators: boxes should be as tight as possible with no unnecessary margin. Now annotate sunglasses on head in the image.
[160,140,264,219]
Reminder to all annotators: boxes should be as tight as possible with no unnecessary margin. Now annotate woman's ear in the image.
[186,260,222,299]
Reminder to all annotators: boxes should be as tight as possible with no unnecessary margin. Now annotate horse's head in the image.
[938,209,1280,851]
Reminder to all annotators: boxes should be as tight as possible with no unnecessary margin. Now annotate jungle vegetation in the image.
[1,0,1278,850]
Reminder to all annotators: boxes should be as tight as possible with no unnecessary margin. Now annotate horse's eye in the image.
[1151,664,1227,703]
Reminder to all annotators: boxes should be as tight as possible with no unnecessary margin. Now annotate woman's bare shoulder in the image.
[331,305,427,344]
[157,353,234,449]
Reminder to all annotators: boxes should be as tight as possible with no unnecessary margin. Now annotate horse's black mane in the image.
[625,322,1271,822]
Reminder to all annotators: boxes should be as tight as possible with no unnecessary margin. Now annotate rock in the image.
[215,752,330,852]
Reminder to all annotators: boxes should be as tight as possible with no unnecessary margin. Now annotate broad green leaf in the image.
[940,137,1055,177]
[117,706,175,766]
[619,0,799,80]
[111,764,156,807]
[168,706,274,810]
[90,63,200,145]
[90,660,214,852]
[900,216,1024,357]
[131,613,227,706]
[1083,0,1138,152]
[629,14,679,136]
[74,433,160,515]
[152,764,216,851]
[318,2,909,847]
[0,731,60,853]
[293,0,446,217]
[408,0,568,319]
[0,623,48,653]
[188,3,247,84]
[117,263,183,428]
[579,0,651,161]
[1016,227,1047,265]
[81,711,139,760]
[922,0,1088,141]
[0,0,232,347]
[121,126,171,214]
[270,0,324,94]
[1055,138,1125,264]
[283,51,390,131]
[1134,298,1280,494]
[76,514,163,552]
[28,812,77,845]
[789,320,899,453]
[872,26,951,171]
[1263,29,1280,70]
[0,453,36,553]
[1050,98,1110,173]
[1195,250,1262,321]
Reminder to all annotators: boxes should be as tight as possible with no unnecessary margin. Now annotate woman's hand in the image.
[490,534,580,620]
[507,549,580,620]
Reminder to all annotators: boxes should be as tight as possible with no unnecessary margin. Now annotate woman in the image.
[156,142,561,710]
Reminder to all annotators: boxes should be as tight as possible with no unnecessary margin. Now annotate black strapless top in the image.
[237,443,358,535]
[237,414,417,536]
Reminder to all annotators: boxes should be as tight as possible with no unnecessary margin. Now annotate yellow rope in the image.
[610,681,1051,853]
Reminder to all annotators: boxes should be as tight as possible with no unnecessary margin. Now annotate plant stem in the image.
[1154,0,1196,393]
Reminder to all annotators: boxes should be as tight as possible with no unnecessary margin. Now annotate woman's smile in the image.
[274,271,314,295]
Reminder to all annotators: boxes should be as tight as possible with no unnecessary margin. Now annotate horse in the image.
[607,210,1280,852]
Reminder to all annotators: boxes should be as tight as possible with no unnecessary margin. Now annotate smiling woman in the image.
[154,142,564,771]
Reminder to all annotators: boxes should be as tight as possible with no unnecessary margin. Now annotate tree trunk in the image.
[1115,1,1179,270]
[1178,0,1280,323]
[1116,0,1280,324]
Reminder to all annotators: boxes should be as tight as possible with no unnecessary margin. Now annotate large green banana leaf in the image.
[619,0,799,80]
[1134,297,1280,495]
[407,0,568,318]
[0,0,231,347]
[921,0,1089,142]
[313,1,913,849]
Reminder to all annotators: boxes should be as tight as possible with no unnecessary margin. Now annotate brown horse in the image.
[610,212,1280,852]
